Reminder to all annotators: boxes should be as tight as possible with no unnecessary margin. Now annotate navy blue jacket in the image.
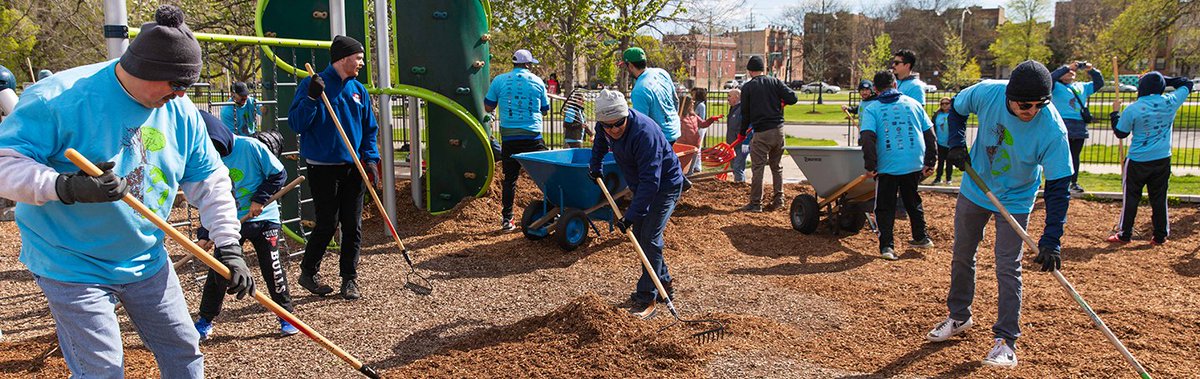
[590,109,684,223]
[288,66,380,164]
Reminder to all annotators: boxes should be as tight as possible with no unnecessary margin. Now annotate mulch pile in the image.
[0,333,158,378]
[1,167,1198,378]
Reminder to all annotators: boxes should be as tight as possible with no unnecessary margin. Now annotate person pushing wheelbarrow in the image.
[588,89,685,319]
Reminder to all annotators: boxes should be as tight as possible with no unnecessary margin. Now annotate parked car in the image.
[923,84,938,93]
[1110,83,1137,92]
[801,82,840,94]
[787,80,806,90]
[723,80,740,89]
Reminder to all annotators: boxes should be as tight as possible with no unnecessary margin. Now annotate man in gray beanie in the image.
[588,89,685,319]
[925,60,1073,368]
[0,5,248,377]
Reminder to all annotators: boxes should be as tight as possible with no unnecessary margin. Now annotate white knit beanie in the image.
[594,89,629,122]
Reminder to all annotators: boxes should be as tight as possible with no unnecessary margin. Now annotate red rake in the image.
[701,133,744,166]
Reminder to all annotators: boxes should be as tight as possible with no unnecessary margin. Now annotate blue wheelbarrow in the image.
[513,149,629,251]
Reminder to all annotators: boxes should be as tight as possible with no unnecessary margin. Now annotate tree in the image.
[491,0,609,90]
[856,33,891,83]
[940,29,979,90]
[593,0,686,91]
[0,6,39,76]
[1090,0,1200,71]
[987,0,1052,69]
[673,0,746,88]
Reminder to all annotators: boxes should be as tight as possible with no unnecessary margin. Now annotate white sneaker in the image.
[982,338,1018,368]
[926,317,973,342]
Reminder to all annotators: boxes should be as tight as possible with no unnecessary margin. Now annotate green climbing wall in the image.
[393,0,493,213]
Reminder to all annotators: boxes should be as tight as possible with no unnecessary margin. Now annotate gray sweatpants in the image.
[947,195,1028,342]
[749,127,784,206]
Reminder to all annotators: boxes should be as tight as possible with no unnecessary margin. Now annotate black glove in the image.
[55,161,129,205]
[947,147,970,170]
[1166,76,1193,91]
[1034,246,1062,272]
[365,161,379,186]
[214,244,256,299]
[589,170,603,181]
[307,74,325,99]
[613,217,632,234]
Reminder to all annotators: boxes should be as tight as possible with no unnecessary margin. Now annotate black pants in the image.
[301,164,365,280]
[501,139,548,220]
[200,221,293,320]
[935,146,953,182]
[874,171,928,250]
[1069,138,1085,184]
[1118,157,1170,241]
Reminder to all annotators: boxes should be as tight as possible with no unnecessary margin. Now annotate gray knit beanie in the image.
[594,90,629,122]
[120,5,202,84]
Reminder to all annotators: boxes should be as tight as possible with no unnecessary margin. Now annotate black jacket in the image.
[738,75,799,135]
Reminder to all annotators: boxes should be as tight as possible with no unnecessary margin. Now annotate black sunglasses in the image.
[1013,99,1050,111]
[890,60,906,66]
[599,118,625,129]
[169,81,192,92]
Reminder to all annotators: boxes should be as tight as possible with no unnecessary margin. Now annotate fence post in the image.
[375,0,397,221]
[103,0,128,59]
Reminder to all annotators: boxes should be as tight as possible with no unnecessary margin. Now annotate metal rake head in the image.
[659,300,728,343]
[401,249,433,296]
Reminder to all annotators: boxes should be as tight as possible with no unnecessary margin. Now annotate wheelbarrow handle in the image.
[66,149,380,378]
[961,165,1151,379]
[817,174,870,209]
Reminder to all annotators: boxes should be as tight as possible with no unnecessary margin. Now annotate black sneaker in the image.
[341,279,361,300]
[628,299,657,319]
[1069,183,1085,194]
[765,197,784,212]
[298,273,334,296]
[909,237,934,249]
[739,203,763,213]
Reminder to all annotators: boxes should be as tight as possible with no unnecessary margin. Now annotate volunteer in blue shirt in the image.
[221,81,262,136]
[892,49,927,106]
[860,71,937,261]
[561,91,592,148]
[0,6,250,377]
[193,111,299,340]
[925,61,1073,369]
[931,97,954,184]
[1050,61,1104,194]
[289,35,379,300]
[842,79,878,116]
[621,47,681,143]
[485,49,551,231]
[1106,73,1193,246]
[588,90,684,319]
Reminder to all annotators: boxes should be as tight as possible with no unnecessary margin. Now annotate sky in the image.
[675,0,1019,32]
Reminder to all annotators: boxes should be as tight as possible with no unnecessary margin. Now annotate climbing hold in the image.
[439,193,452,200]
[463,172,477,180]
[480,34,491,42]
[448,139,462,147]
[433,11,448,19]
[471,61,485,69]
[312,11,328,19]
[411,66,427,75]
[455,87,471,95]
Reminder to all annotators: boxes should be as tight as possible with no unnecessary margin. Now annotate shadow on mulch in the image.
[416,235,617,281]
[721,224,874,275]
[0,269,33,283]
[372,317,492,369]
[836,340,967,379]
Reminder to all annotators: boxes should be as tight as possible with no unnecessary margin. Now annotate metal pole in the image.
[374,0,396,221]
[329,0,347,37]
[408,98,424,210]
[103,0,128,59]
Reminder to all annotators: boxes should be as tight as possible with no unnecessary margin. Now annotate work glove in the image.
[365,161,379,187]
[613,217,633,234]
[1034,245,1062,272]
[214,244,256,299]
[307,74,325,99]
[589,170,604,181]
[55,161,129,205]
[947,147,970,171]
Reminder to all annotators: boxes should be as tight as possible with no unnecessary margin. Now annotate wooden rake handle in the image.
[594,177,674,304]
[65,149,380,378]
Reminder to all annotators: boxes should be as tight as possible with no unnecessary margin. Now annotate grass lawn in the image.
[784,104,856,124]
[1079,145,1200,166]
[1075,172,1200,195]
[786,135,839,146]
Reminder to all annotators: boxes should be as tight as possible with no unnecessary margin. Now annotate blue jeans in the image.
[731,140,751,182]
[35,262,203,378]
[632,183,683,302]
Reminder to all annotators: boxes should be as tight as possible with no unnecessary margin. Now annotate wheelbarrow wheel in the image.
[554,208,590,251]
[837,206,868,233]
[790,194,820,234]
[521,200,552,240]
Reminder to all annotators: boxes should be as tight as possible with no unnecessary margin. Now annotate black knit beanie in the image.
[120,5,201,84]
[1137,72,1165,98]
[200,110,233,157]
[1005,60,1053,102]
[330,35,364,64]
[747,56,765,72]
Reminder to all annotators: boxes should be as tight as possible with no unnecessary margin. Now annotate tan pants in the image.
[748,127,784,206]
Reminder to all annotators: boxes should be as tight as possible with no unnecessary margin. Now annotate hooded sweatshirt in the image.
[859,89,936,175]
[1110,72,1194,162]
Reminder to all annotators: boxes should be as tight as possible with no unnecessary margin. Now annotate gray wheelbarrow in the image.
[785,146,877,235]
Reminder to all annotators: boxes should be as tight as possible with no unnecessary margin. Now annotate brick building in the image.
[663,34,739,89]
[728,26,804,82]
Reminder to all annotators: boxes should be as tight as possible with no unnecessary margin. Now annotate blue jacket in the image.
[589,109,684,223]
[1050,65,1104,139]
[288,66,380,164]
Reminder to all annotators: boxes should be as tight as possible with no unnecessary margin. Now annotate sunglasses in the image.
[169,81,192,92]
[599,118,625,129]
[1013,99,1050,111]
[890,60,906,66]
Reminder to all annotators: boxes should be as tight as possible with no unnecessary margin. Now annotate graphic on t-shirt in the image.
[985,123,1014,176]
[121,126,171,214]
[228,167,253,212]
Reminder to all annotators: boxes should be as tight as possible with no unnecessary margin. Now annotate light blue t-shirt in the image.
[1050,81,1097,121]
[933,111,951,147]
[224,136,283,223]
[631,68,681,142]
[0,60,224,284]
[484,68,549,141]
[220,96,261,136]
[861,93,932,175]
[1116,86,1192,162]
[898,76,927,106]
[953,80,1074,214]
